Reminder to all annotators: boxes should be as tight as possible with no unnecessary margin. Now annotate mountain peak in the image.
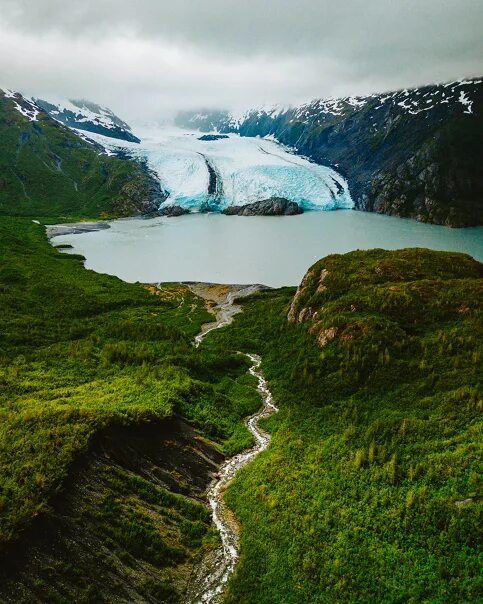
[34,97,140,143]
[1,89,41,122]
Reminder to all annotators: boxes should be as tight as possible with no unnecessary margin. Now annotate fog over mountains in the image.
[1,0,482,119]
[21,75,482,227]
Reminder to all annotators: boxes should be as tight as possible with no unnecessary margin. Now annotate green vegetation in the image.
[94,466,212,566]
[0,418,221,603]
[0,91,160,219]
[3,83,480,601]
[203,248,483,603]
[0,217,260,552]
[0,109,481,602]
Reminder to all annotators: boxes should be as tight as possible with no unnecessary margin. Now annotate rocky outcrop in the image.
[159,204,190,217]
[198,134,229,141]
[178,78,483,226]
[111,162,167,216]
[223,197,303,216]
[287,248,483,352]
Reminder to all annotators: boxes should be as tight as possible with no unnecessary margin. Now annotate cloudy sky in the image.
[1,0,482,121]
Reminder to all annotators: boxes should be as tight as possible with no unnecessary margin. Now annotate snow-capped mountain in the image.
[178,78,481,132]
[3,89,41,122]
[176,78,483,226]
[35,98,140,143]
[0,88,164,217]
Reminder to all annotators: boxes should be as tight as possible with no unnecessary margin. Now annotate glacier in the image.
[88,127,354,213]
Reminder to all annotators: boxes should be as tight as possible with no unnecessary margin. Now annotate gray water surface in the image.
[52,211,483,287]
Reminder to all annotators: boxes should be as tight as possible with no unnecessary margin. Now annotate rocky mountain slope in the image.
[177,78,483,226]
[35,97,141,143]
[0,90,165,217]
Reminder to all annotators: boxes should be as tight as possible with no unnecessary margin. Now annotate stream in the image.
[186,284,278,603]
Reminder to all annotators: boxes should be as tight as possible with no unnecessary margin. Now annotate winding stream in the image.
[187,285,278,603]
[191,283,264,346]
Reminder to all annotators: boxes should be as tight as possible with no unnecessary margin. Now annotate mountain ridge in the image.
[34,97,141,144]
[176,77,483,226]
[0,89,165,218]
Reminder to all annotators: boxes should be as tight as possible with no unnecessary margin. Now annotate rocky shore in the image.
[159,204,190,217]
[46,221,111,238]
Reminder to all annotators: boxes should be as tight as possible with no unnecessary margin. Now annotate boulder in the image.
[223,197,303,216]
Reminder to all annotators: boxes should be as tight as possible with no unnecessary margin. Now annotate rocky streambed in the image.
[185,283,278,603]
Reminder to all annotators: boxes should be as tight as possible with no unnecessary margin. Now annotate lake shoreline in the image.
[46,221,111,238]
[49,211,483,288]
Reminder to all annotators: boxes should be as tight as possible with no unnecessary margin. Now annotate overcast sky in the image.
[1,0,482,121]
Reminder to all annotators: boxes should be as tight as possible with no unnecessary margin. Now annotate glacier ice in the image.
[88,127,354,212]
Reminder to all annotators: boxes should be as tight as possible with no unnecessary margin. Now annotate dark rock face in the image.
[178,78,483,227]
[198,134,229,141]
[200,154,224,211]
[223,197,303,216]
[111,161,168,217]
[97,149,168,217]
[159,204,190,217]
[0,418,223,603]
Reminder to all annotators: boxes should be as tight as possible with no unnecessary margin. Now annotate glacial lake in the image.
[52,211,483,287]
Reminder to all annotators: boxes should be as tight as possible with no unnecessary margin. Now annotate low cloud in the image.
[0,0,482,121]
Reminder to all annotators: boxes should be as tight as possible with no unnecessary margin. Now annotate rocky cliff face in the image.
[177,78,483,226]
[0,418,222,603]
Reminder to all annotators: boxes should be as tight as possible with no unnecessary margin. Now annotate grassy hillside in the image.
[1,214,481,601]
[0,91,163,218]
[0,218,260,561]
[205,249,482,602]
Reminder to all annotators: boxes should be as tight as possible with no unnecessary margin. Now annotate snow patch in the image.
[458,90,473,114]
[34,97,137,141]
[3,91,40,122]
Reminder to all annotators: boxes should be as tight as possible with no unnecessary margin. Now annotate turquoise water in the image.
[53,211,483,287]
